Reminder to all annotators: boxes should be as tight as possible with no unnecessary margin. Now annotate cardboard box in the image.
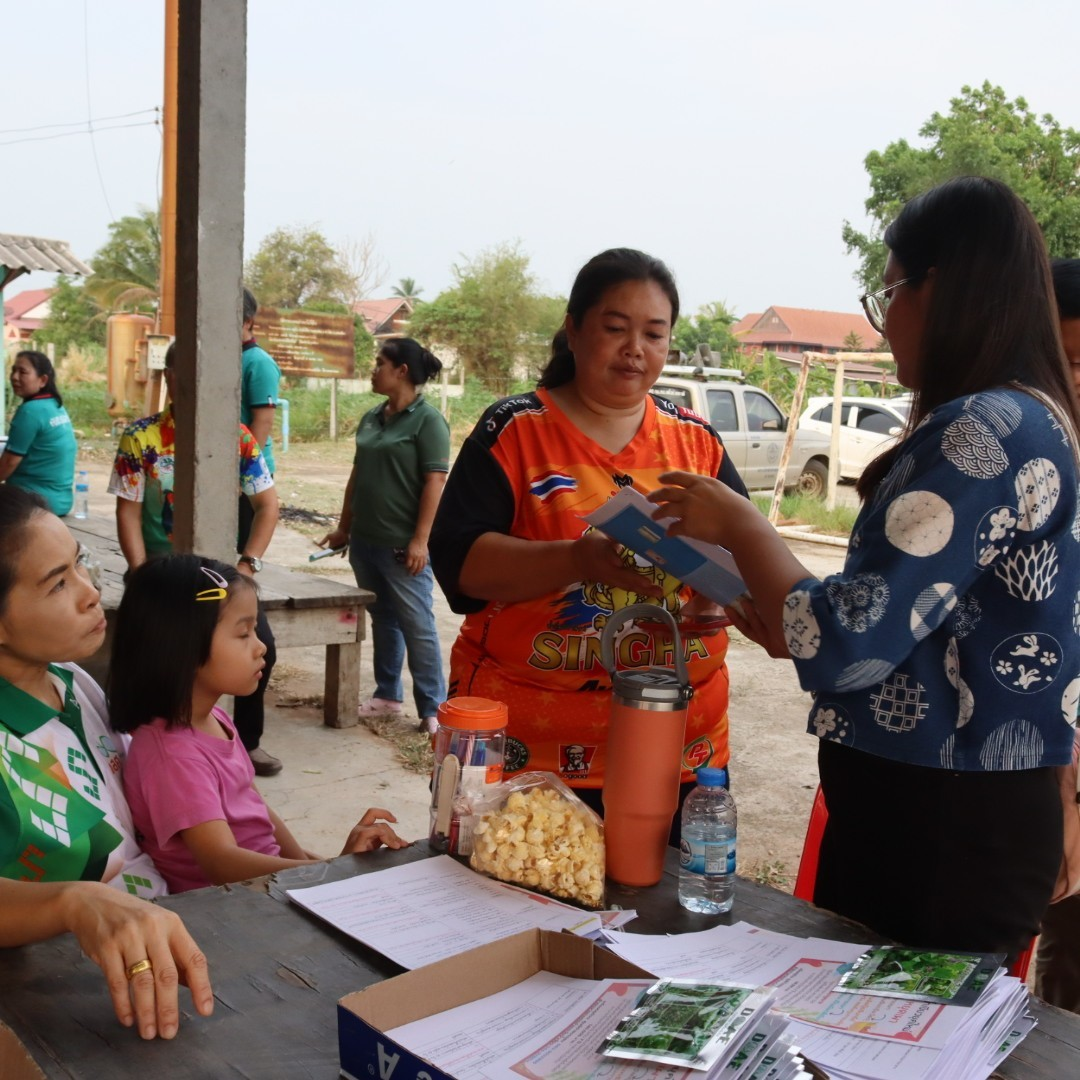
[338,929,654,1080]
[0,1023,46,1080]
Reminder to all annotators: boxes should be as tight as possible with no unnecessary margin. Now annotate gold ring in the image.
[126,958,153,981]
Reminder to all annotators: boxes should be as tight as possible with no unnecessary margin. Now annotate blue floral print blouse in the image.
[787,388,1080,771]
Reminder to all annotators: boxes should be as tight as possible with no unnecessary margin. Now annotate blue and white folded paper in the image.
[583,487,748,608]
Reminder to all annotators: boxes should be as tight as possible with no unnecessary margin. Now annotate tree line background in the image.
[25,81,1080,429]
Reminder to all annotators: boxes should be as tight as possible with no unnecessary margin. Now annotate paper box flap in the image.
[340,928,652,1030]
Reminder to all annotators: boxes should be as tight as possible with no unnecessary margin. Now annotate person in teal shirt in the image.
[241,288,281,476]
[0,350,77,516]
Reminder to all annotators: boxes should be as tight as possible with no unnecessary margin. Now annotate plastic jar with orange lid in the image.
[428,697,507,853]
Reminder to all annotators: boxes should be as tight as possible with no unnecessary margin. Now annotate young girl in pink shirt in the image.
[110,554,408,893]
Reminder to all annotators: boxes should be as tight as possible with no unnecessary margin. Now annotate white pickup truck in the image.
[650,368,832,497]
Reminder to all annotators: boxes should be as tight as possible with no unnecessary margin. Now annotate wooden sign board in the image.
[256,307,356,378]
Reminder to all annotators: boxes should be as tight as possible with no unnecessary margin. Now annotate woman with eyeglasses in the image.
[648,176,1080,962]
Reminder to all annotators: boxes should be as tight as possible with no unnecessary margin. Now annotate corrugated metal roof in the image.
[0,233,92,285]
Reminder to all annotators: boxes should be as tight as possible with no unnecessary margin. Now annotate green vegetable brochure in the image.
[599,979,773,1070]
[833,946,1006,1006]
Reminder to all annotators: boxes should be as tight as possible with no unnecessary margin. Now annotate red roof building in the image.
[352,297,413,339]
[734,306,882,355]
[3,287,54,346]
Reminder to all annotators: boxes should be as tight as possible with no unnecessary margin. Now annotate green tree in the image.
[34,275,106,357]
[85,207,160,313]
[841,330,865,351]
[673,301,742,364]
[244,225,355,309]
[408,243,558,394]
[392,277,423,302]
[843,82,1080,292]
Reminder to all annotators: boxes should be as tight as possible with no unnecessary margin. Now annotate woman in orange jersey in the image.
[430,249,749,839]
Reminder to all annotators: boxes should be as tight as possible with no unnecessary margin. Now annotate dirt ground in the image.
[262,444,848,891]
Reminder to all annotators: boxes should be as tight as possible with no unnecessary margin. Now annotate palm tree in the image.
[85,207,160,314]
[392,277,423,302]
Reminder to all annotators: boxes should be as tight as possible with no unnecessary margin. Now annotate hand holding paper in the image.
[647,470,754,546]
[583,487,747,608]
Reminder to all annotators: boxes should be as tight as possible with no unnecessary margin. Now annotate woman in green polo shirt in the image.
[0,350,77,515]
[319,338,451,733]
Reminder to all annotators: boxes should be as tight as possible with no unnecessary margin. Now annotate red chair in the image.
[793,783,1035,981]
[793,785,828,902]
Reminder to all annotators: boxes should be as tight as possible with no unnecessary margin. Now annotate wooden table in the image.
[0,844,1076,1079]
[67,516,375,727]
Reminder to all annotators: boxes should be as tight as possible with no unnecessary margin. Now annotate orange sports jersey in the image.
[445,388,740,789]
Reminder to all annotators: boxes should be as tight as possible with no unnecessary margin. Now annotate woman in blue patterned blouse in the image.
[649,176,1080,961]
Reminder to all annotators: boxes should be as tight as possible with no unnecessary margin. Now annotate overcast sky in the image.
[5,0,1078,321]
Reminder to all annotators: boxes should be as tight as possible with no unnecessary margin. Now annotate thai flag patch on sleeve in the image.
[529,472,578,501]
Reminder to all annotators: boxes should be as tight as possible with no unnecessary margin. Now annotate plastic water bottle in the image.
[678,767,737,913]
[74,471,90,520]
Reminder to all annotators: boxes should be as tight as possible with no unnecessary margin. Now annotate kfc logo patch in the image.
[559,743,597,781]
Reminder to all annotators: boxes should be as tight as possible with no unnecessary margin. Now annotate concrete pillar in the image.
[172,0,247,559]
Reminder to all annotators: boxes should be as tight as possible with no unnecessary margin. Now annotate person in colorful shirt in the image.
[108,343,282,776]
[430,249,748,836]
[0,485,213,1039]
[0,350,77,516]
[648,177,1080,962]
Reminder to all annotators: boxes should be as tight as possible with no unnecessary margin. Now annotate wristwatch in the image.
[239,554,263,573]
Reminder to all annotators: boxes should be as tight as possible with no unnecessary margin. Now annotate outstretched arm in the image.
[648,471,814,645]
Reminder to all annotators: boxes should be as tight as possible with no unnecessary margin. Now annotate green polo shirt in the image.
[5,396,77,516]
[350,394,450,547]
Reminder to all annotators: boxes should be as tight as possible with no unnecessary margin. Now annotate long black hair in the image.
[538,248,680,390]
[858,176,1078,497]
[15,350,63,407]
[0,487,49,615]
[108,554,257,732]
[379,337,443,386]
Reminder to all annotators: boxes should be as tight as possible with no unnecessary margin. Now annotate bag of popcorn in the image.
[467,771,606,910]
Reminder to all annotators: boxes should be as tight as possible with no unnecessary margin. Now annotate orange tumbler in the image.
[601,604,692,887]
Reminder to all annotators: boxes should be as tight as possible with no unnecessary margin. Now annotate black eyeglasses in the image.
[859,278,915,336]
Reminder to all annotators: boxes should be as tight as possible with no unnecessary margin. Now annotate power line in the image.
[84,0,115,220]
[0,120,159,149]
[0,107,158,136]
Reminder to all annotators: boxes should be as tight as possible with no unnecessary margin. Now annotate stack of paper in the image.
[286,856,633,969]
[386,971,812,1080]
[603,922,1034,1080]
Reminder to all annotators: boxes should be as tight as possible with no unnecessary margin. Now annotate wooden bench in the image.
[67,516,374,728]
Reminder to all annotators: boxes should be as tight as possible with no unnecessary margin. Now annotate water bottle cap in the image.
[436,696,507,732]
[696,767,727,788]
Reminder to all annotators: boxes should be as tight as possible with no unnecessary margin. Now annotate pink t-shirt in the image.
[122,707,280,893]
